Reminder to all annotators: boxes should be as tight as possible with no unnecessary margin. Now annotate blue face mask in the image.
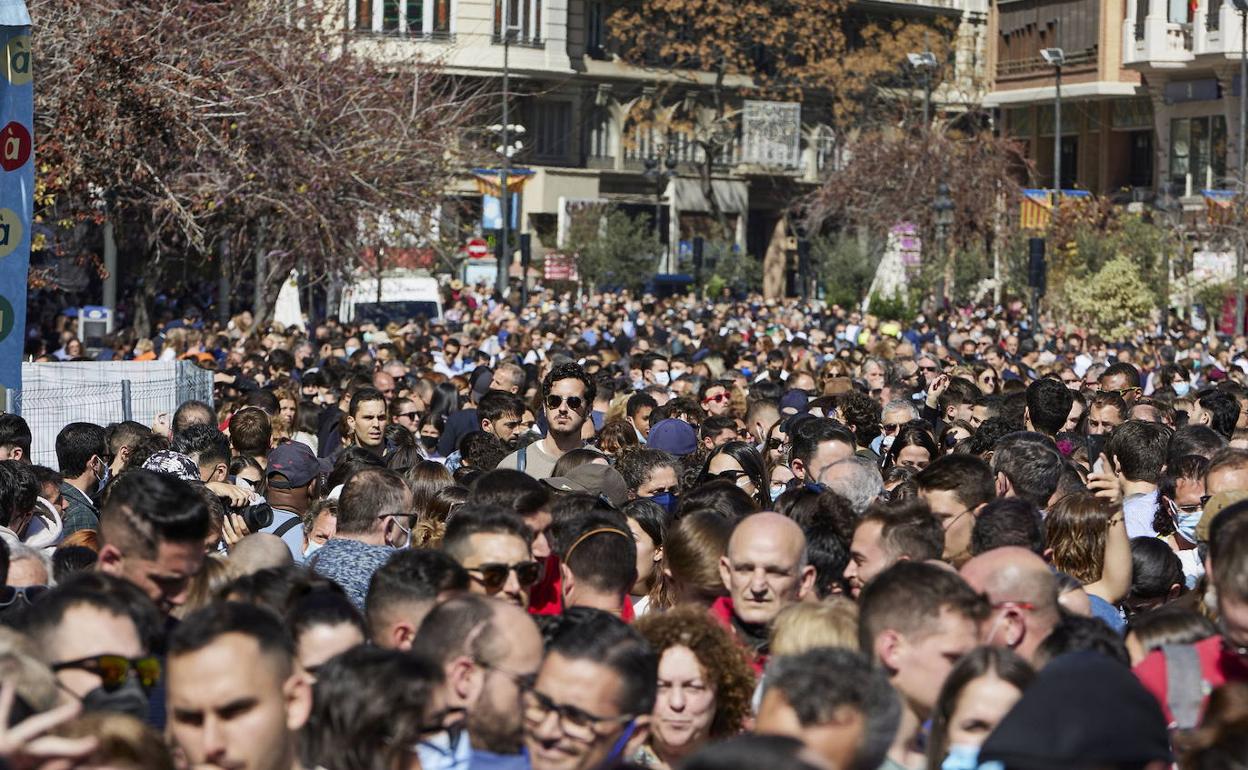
[769,484,788,501]
[942,744,982,770]
[1170,499,1202,544]
[1173,381,1191,397]
[648,492,679,515]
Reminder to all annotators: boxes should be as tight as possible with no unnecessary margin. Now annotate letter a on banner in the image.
[0,0,32,392]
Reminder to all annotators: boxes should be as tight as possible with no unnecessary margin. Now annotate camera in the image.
[219,495,274,533]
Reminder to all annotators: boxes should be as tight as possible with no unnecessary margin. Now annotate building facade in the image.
[987,0,1152,197]
[346,0,990,279]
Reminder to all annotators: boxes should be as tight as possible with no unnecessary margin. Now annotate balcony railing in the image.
[995,47,1097,78]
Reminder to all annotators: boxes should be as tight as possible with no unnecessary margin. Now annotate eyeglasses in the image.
[397,411,419,421]
[51,655,162,690]
[714,469,749,483]
[919,365,939,373]
[702,392,730,405]
[522,687,634,744]
[545,395,585,411]
[881,423,905,435]
[939,509,972,530]
[736,429,753,440]
[467,561,544,591]
[0,585,49,608]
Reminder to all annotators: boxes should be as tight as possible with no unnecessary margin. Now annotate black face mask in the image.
[420,435,439,453]
[81,678,150,721]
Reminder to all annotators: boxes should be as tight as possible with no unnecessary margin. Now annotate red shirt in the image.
[527,554,635,622]
[1134,634,1248,724]
[709,596,767,674]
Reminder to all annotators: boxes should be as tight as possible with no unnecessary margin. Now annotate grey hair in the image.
[820,456,885,516]
[882,399,920,421]
[7,542,54,587]
[763,647,901,770]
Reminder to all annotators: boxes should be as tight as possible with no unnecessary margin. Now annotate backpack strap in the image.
[273,516,302,539]
[1163,643,1207,730]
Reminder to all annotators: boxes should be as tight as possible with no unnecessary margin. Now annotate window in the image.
[587,1,607,58]
[532,101,573,161]
[588,108,615,160]
[494,0,542,43]
[1170,115,1227,196]
[1208,0,1222,29]
[350,0,450,37]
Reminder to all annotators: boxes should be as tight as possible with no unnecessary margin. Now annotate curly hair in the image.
[634,606,756,738]
[1045,491,1114,584]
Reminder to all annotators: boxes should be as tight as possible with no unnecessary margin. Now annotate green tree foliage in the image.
[813,234,880,309]
[564,206,660,291]
[1066,254,1157,339]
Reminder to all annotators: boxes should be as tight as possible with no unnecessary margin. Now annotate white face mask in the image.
[653,371,671,387]
[304,540,323,558]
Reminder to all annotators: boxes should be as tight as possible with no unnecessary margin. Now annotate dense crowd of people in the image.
[3,287,1248,770]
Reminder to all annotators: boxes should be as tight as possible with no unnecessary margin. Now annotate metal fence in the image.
[12,361,214,468]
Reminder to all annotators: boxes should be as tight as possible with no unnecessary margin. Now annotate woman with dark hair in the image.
[425,381,461,435]
[1123,537,1186,619]
[300,646,445,770]
[885,426,939,471]
[624,498,671,616]
[926,646,1034,770]
[697,441,770,510]
[676,480,758,521]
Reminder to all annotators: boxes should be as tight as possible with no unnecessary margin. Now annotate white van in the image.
[339,271,444,325]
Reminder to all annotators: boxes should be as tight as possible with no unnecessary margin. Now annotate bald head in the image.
[720,513,815,627]
[372,371,397,399]
[228,533,294,576]
[960,546,1059,663]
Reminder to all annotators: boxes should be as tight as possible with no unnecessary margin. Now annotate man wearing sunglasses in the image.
[20,572,162,722]
[97,469,211,618]
[443,506,539,608]
[500,363,596,480]
[524,610,655,770]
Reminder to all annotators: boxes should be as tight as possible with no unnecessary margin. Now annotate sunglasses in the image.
[714,469,749,482]
[397,411,419,421]
[545,395,585,411]
[51,655,162,690]
[0,585,49,608]
[702,392,730,404]
[467,561,544,591]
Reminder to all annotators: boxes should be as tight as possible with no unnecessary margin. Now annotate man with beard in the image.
[412,594,545,770]
[445,392,527,471]
[499,363,596,479]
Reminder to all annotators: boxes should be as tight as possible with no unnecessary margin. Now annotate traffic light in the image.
[693,237,705,276]
[1027,237,1046,296]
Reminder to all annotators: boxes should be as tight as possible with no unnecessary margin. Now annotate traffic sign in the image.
[466,238,490,259]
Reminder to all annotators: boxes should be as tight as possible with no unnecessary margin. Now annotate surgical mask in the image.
[390,518,412,549]
[1173,381,1191,397]
[81,679,150,721]
[653,371,671,387]
[1170,499,1202,545]
[648,492,679,515]
[304,540,323,559]
[96,458,112,494]
[769,484,788,501]
[942,744,982,770]
[880,434,896,453]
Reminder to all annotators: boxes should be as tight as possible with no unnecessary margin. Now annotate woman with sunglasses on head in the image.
[697,442,770,510]
[884,426,940,472]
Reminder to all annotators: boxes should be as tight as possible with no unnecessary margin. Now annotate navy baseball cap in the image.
[267,441,330,488]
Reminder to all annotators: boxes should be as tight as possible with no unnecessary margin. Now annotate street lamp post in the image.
[493,7,526,300]
[1155,183,1181,336]
[907,52,938,126]
[643,152,678,272]
[1041,47,1066,192]
[933,182,955,305]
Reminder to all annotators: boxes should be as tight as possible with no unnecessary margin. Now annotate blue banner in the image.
[0,2,33,392]
[481,193,519,230]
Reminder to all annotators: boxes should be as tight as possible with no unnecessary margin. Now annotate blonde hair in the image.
[769,598,860,657]
[0,627,59,712]
[56,712,175,770]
